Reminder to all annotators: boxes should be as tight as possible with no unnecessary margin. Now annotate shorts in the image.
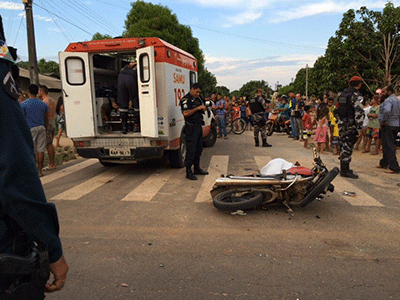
[366,128,379,139]
[46,119,56,145]
[332,136,340,146]
[303,130,312,140]
[31,126,47,153]
[58,122,66,131]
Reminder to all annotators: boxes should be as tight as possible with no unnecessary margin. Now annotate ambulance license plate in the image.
[109,148,131,157]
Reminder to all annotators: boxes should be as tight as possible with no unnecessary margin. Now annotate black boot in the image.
[340,161,358,179]
[262,138,272,147]
[255,138,260,147]
[194,164,209,175]
[120,112,128,134]
[186,167,198,180]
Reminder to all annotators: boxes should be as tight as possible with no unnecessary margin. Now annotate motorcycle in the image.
[266,109,291,136]
[210,148,339,213]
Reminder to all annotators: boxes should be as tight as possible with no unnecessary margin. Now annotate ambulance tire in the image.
[169,132,186,168]
[203,121,217,147]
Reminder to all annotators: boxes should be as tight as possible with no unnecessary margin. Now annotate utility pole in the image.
[305,64,309,101]
[23,0,39,85]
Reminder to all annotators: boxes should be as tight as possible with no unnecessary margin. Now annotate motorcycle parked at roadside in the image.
[266,109,291,136]
[210,148,339,213]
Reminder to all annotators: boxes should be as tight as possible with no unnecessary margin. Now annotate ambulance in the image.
[59,37,217,167]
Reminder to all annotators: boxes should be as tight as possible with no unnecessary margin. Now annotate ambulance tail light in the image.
[150,140,168,147]
[74,140,91,147]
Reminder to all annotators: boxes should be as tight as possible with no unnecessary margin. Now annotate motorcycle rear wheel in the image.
[213,189,265,211]
[298,167,339,207]
[266,123,273,136]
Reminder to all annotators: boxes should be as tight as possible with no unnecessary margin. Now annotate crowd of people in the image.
[204,78,400,176]
[18,84,65,177]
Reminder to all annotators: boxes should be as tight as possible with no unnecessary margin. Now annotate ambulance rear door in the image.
[59,52,95,138]
[137,46,158,138]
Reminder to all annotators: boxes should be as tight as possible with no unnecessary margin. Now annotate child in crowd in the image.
[55,97,65,148]
[302,105,314,149]
[329,108,339,155]
[314,106,329,154]
[354,99,371,151]
[365,95,381,155]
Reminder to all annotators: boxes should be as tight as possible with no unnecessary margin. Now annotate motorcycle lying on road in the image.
[266,109,291,136]
[210,149,339,212]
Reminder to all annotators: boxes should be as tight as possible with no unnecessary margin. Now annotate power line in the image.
[41,1,74,43]
[185,22,323,51]
[33,2,94,36]
[60,0,121,36]
[12,14,25,46]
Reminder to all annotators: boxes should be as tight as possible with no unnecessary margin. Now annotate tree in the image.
[238,80,272,99]
[215,85,230,96]
[123,1,213,89]
[198,67,217,96]
[17,59,60,78]
[92,32,113,40]
[316,2,400,93]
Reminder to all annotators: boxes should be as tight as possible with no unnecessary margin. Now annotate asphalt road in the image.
[43,130,400,300]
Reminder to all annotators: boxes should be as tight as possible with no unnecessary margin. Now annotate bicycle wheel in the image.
[225,119,232,134]
[232,118,246,135]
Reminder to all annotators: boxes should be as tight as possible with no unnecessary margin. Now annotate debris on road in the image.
[231,210,247,216]
[343,191,357,197]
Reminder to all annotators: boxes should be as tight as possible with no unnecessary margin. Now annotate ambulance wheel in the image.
[169,133,186,168]
[203,122,217,147]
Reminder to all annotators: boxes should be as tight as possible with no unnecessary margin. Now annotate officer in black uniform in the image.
[335,76,365,178]
[180,83,209,180]
[249,89,272,147]
[117,60,139,134]
[0,17,68,298]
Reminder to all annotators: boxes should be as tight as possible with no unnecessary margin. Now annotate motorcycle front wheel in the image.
[266,123,274,136]
[299,167,339,207]
[213,189,265,211]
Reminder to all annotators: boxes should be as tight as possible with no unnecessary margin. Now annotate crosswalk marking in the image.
[43,155,384,208]
[121,168,175,202]
[195,155,229,203]
[254,156,273,171]
[333,176,384,207]
[41,159,98,185]
[50,166,124,200]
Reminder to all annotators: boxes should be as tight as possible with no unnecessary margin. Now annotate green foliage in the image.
[307,2,400,94]
[238,80,273,99]
[17,59,60,78]
[123,1,209,85]
[215,86,230,96]
[92,32,113,40]
[278,84,294,96]
[198,67,217,95]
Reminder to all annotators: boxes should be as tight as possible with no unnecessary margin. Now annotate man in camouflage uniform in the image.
[249,89,271,147]
[335,76,365,178]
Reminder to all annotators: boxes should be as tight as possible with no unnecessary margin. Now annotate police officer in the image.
[335,76,365,178]
[249,89,272,147]
[180,83,209,180]
[117,60,139,134]
[0,17,68,298]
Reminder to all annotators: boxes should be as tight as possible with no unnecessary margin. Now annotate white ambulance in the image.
[59,37,217,167]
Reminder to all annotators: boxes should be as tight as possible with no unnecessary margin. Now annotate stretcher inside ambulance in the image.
[59,37,217,167]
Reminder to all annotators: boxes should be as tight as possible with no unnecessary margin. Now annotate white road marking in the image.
[50,166,123,200]
[333,176,384,207]
[195,155,229,203]
[254,156,273,171]
[41,159,98,185]
[121,168,175,202]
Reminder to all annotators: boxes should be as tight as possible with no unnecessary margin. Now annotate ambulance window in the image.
[139,53,150,83]
[189,71,196,87]
[65,57,86,85]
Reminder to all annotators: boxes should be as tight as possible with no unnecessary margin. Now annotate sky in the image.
[1,0,398,91]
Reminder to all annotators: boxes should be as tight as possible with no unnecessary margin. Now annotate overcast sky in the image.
[1,0,398,91]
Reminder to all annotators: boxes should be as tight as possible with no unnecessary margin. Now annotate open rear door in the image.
[59,52,95,138]
[137,46,158,138]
